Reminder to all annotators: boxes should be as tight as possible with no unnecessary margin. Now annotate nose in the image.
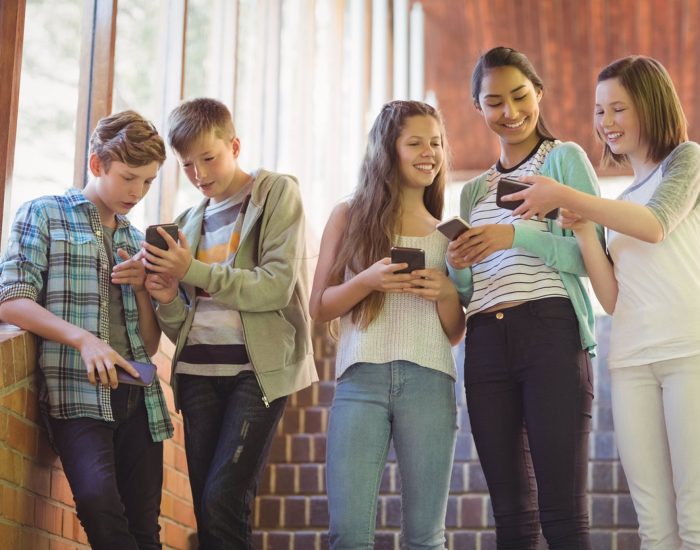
[601,110,614,127]
[503,99,518,119]
[194,163,207,181]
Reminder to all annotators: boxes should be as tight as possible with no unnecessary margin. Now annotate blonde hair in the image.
[597,56,688,166]
[167,98,236,155]
[89,110,165,170]
[330,100,450,329]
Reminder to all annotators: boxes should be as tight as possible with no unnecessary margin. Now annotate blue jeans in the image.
[50,385,163,550]
[326,361,457,550]
[178,372,287,550]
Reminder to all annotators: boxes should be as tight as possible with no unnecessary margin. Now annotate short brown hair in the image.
[89,110,166,171]
[167,98,236,155]
[597,56,688,167]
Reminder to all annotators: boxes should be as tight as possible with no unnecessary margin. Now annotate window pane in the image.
[112,0,169,230]
[10,0,82,231]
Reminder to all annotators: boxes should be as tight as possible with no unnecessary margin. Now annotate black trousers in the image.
[464,297,593,550]
[50,385,163,550]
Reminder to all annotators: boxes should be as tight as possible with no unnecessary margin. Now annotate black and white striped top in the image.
[466,140,568,317]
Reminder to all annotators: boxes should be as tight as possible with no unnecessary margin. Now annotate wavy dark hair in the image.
[596,55,687,167]
[329,100,450,328]
[471,46,555,141]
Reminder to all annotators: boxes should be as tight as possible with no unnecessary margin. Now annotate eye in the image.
[124,176,135,181]
[181,162,192,168]
[514,94,528,101]
[204,156,215,161]
[485,102,502,108]
[614,108,626,113]
[594,110,604,116]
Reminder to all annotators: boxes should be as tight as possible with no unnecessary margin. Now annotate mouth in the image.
[414,163,435,174]
[605,131,623,143]
[197,181,215,191]
[121,202,137,210]
[503,118,527,129]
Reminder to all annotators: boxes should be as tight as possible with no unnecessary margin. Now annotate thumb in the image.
[116,248,131,261]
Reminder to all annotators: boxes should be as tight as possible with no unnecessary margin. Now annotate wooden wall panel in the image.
[418,0,700,172]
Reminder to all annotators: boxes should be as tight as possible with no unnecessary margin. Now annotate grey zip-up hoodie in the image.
[156,169,318,409]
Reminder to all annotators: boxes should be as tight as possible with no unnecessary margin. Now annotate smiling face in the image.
[595,77,645,162]
[176,131,243,204]
[395,115,444,190]
[477,65,543,155]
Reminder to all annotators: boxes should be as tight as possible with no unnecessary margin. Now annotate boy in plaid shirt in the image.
[0,111,173,550]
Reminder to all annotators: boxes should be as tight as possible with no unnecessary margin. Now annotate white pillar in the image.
[370,0,388,119]
[409,2,424,101]
[393,0,408,99]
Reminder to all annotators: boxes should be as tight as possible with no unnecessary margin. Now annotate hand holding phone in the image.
[390,246,425,274]
[496,177,559,220]
[145,223,179,274]
[117,360,157,387]
[437,216,472,240]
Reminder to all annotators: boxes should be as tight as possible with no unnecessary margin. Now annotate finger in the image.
[115,357,140,378]
[158,227,179,249]
[116,248,131,262]
[86,363,97,385]
[95,361,110,386]
[105,360,119,389]
[178,231,189,250]
[386,263,409,274]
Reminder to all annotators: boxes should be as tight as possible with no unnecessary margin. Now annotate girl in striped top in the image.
[447,47,602,549]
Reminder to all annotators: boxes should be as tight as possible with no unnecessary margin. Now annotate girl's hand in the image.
[403,268,457,303]
[145,272,179,304]
[142,229,192,281]
[505,174,566,220]
[357,257,418,293]
[112,249,147,291]
[558,208,598,236]
[449,224,514,267]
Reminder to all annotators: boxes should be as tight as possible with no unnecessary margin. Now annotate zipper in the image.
[240,315,270,408]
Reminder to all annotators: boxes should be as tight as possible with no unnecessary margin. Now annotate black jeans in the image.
[50,385,163,550]
[464,298,593,550]
[179,372,287,549]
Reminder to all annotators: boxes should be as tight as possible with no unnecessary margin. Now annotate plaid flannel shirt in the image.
[0,190,173,442]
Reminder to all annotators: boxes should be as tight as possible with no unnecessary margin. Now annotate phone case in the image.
[145,223,179,250]
[390,246,425,274]
[436,216,471,240]
[496,177,559,220]
[117,361,157,387]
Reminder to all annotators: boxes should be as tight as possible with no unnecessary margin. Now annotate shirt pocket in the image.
[47,230,100,296]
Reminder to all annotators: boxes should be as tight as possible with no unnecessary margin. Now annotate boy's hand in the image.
[142,229,192,281]
[145,272,179,304]
[77,331,138,388]
[112,249,147,291]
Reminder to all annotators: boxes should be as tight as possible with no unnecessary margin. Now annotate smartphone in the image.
[496,177,558,220]
[145,223,179,250]
[116,360,157,387]
[390,246,425,274]
[145,223,179,274]
[436,216,472,240]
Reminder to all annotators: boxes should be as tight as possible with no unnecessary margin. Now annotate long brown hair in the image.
[596,56,687,167]
[330,100,450,328]
[471,46,555,141]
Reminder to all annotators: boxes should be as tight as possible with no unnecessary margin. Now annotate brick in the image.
[285,496,308,527]
[480,530,497,550]
[1,386,28,416]
[290,434,312,463]
[454,434,473,461]
[309,496,329,527]
[617,495,638,527]
[312,434,326,463]
[294,386,315,408]
[162,519,193,550]
[267,532,292,550]
[374,531,397,550]
[25,386,41,424]
[379,464,394,493]
[467,463,488,492]
[588,461,613,492]
[591,432,617,460]
[299,464,322,494]
[591,495,614,527]
[0,522,21,550]
[317,382,335,407]
[616,463,630,492]
[280,409,301,435]
[6,413,39,457]
[2,484,34,524]
[304,407,327,433]
[460,496,485,528]
[445,496,458,528]
[382,495,401,527]
[269,435,288,463]
[617,530,642,550]
[590,531,613,550]
[0,446,24,484]
[26,463,51,497]
[171,495,196,527]
[50,469,74,506]
[34,498,63,534]
[20,530,50,550]
[256,496,282,528]
[449,463,465,492]
[449,531,477,549]
[275,464,297,494]
[292,531,319,550]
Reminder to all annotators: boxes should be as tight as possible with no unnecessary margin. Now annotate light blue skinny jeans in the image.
[326,361,457,549]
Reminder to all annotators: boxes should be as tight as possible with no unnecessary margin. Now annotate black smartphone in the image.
[145,223,179,250]
[390,246,425,274]
[116,360,157,387]
[145,223,179,274]
[436,216,472,240]
[496,177,558,220]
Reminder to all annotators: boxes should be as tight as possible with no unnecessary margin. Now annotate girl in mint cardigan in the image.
[447,47,603,550]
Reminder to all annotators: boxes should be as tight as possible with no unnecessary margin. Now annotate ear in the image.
[474,99,482,112]
[536,88,543,103]
[88,154,103,177]
[231,137,241,159]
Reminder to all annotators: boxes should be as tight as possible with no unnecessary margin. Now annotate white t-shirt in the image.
[608,142,700,368]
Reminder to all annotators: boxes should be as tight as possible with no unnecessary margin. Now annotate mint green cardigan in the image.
[448,142,604,354]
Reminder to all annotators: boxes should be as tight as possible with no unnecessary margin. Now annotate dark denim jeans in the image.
[178,372,287,549]
[464,298,593,550]
[50,385,163,550]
